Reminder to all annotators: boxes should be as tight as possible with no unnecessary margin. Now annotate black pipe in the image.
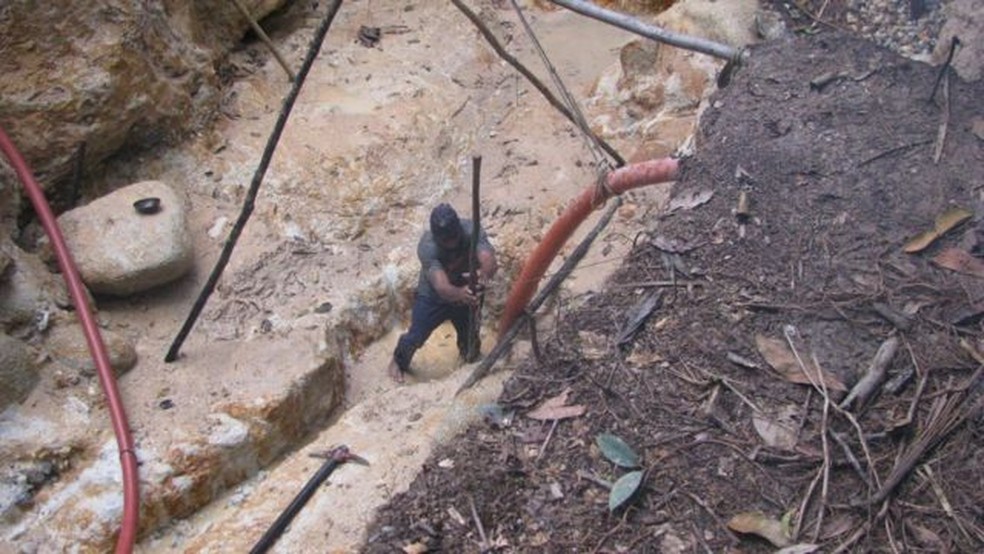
[249,456,343,554]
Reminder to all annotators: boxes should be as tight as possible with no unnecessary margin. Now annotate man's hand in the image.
[450,285,479,306]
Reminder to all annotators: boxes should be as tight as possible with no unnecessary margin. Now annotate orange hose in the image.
[497,158,679,339]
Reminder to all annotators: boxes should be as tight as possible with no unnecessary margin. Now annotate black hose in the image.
[165,0,344,362]
[249,457,342,554]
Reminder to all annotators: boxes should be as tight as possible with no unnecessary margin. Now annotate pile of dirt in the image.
[362,27,984,554]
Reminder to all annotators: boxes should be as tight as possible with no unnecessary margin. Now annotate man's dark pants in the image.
[393,293,480,372]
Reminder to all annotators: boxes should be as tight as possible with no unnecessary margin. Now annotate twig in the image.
[858,139,933,167]
[932,71,950,164]
[535,419,559,462]
[697,367,761,413]
[783,326,881,491]
[829,430,870,487]
[164,0,344,362]
[528,314,544,366]
[450,0,624,166]
[864,386,981,506]
[576,470,613,490]
[831,500,890,554]
[468,495,489,551]
[228,0,296,81]
[929,36,961,103]
[920,465,974,544]
[614,280,704,288]
[840,337,900,410]
[591,515,627,554]
[682,491,741,545]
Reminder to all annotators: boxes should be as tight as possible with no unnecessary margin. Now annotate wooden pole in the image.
[466,155,482,362]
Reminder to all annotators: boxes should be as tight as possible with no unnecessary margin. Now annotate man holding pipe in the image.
[387,203,497,383]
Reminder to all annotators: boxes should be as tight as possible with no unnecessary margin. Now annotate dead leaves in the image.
[932,247,984,278]
[755,335,846,392]
[727,511,792,548]
[667,188,713,213]
[903,206,972,253]
[526,388,586,421]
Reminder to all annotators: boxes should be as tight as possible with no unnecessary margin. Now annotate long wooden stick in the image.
[165,0,344,362]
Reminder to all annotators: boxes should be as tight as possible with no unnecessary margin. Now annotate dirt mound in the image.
[362,29,984,553]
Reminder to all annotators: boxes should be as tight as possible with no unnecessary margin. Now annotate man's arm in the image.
[477,246,497,284]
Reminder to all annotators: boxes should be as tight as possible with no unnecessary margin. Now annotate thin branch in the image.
[548,0,738,61]
[228,0,296,81]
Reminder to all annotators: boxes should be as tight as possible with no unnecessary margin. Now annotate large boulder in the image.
[55,180,194,296]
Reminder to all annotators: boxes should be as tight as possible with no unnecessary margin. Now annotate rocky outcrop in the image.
[0,0,288,191]
[588,0,765,161]
[54,180,194,296]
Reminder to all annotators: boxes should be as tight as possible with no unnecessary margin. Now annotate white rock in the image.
[56,181,194,296]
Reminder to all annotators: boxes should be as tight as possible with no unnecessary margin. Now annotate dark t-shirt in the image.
[416,218,493,299]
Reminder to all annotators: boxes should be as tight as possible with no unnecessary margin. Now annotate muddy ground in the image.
[363,17,984,554]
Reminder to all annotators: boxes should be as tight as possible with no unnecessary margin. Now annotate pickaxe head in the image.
[309,445,370,466]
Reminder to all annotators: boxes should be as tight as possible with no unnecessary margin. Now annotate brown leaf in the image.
[527,388,586,421]
[727,511,791,547]
[903,206,973,253]
[402,541,429,554]
[932,248,984,278]
[755,335,846,391]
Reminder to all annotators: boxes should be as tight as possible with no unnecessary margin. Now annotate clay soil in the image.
[363,20,984,554]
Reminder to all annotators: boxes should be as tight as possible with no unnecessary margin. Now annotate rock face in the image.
[55,180,194,295]
[0,0,287,190]
[0,238,70,331]
[0,333,37,411]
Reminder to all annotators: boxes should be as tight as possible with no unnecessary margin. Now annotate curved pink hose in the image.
[498,158,679,338]
[0,127,139,552]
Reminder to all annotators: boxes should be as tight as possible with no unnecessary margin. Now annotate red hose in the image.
[0,127,139,552]
[498,157,679,339]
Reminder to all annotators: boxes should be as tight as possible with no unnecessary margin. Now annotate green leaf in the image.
[608,470,644,512]
[596,433,641,468]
